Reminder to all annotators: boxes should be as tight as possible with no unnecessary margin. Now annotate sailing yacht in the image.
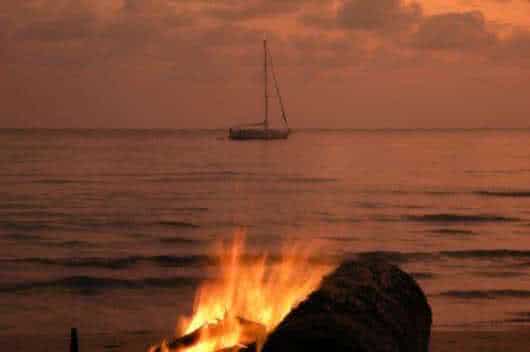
[229,39,290,140]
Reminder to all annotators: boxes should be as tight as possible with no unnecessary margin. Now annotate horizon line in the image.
[1,127,530,132]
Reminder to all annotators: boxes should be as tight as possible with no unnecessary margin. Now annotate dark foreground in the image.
[0,330,529,352]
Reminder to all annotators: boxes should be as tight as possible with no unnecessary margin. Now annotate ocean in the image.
[1,129,529,343]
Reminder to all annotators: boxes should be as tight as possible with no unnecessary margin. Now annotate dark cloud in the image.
[505,29,530,57]
[3,0,528,73]
[15,15,96,42]
[0,15,9,56]
[203,0,317,21]
[123,0,173,14]
[412,11,498,50]
[336,0,422,32]
[6,0,199,69]
[492,28,530,66]
[302,0,422,32]
[302,1,526,63]
[121,0,194,23]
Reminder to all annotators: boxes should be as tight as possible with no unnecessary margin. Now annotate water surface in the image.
[1,129,530,338]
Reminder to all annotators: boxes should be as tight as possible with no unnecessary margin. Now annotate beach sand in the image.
[1,330,529,352]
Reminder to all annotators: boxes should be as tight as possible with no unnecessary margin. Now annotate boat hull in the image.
[229,128,289,140]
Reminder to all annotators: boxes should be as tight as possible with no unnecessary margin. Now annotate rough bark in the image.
[262,260,432,352]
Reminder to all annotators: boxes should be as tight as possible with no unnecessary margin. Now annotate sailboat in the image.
[229,39,290,140]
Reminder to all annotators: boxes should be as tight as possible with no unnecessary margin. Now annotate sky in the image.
[1,0,530,129]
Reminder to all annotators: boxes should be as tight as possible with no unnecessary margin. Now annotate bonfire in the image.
[149,232,331,352]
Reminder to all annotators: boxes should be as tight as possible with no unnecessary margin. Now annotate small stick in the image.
[70,328,79,352]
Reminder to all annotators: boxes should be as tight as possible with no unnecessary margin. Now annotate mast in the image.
[264,38,269,130]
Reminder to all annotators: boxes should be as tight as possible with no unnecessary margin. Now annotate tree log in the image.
[150,317,265,352]
[262,260,432,352]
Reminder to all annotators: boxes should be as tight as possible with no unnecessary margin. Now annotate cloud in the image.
[202,0,317,21]
[2,0,530,129]
[302,1,527,64]
[302,0,422,32]
[412,11,498,51]
[0,14,10,56]
[5,0,200,70]
[4,0,527,72]
[506,29,530,56]
[491,28,530,66]
[336,0,422,32]
[15,15,96,42]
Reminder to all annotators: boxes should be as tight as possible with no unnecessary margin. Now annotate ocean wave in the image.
[151,255,212,267]
[206,221,254,229]
[347,249,530,264]
[0,219,201,232]
[7,257,143,269]
[143,171,261,183]
[320,216,361,224]
[7,249,530,272]
[2,233,43,241]
[430,228,476,236]
[356,201,429,210]
[32,179,101,185]
[0,209,70,218]
[422,191,462,196]
[181,171,257,177]
[157,221,200,228]
[439,290,530,299]
[506,312,530,323]
[2,232,91,248]
[440,250,530,259]
[465,169,530,175]
[48,240,89,248]
[318,236,358,242]
[472,271,526,278]
[474,190,530,198]
[159,236,206,244]
[356,201,386,209]
[4,255,212,269]
[353,251,432,264]
[0,275,199,295]
[0,221,55,231]
[364,190,462,196]
[2,253,334,270]
[404,213,518,223]
[173,207,209,212]
[278,177,337,184]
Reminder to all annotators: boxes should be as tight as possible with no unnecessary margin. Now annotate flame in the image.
[157,230,332,352]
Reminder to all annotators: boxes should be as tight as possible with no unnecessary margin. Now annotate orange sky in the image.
[1,0,530,128]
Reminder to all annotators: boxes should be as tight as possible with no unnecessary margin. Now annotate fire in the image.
[151,231,332,352]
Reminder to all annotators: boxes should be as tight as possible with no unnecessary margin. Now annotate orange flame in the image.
[156,230,332,352]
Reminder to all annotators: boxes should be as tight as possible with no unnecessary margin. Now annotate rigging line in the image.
[267,48,289,127]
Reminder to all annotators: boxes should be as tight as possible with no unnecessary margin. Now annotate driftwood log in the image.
[150,317,266,352]
[262,260,432,352]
